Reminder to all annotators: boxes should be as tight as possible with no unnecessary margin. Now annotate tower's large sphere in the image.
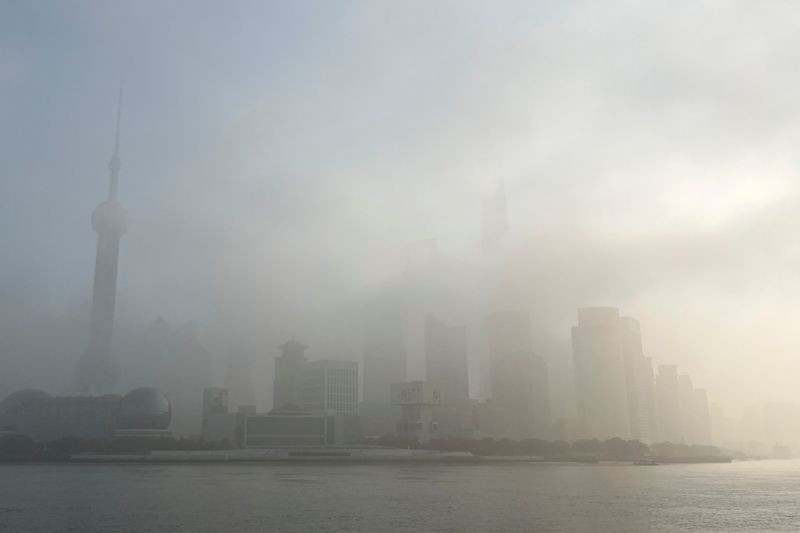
[117,388,171,430]
[91,200,128,236]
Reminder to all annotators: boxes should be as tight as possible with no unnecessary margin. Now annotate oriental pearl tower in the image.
[76,88,128,394]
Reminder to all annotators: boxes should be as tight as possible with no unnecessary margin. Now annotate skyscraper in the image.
[655,364,683,443]
[76,88,127,394]
[692,388,712,445]
[425,314,469,406]
[676,374,713,445]
[483,310,551,439]
[678,374,696,444]
[303,360,359,415]
[619,317,658,443]
[425,314,471,436]
[571,307,631,440]
[272,340,308,411]
[360,297,407,436]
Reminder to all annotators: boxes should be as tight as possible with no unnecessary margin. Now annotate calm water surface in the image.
[2,460,800,532]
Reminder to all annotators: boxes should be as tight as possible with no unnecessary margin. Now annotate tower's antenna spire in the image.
[108,82,123,201]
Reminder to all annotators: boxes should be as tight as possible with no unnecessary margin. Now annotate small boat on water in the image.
[633,459,660,466]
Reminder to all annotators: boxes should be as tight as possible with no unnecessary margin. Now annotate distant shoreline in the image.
[0,449,733,465]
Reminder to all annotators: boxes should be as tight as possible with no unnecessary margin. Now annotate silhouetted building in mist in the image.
[201,387,246,446]
[361,303,407,436]
[0,386,171,442]
[303,360,359,415]
[571,307,631,440]
[620,317,658,443]
[656,364,683,443]
[482,310,551,439]
[273,340,308,411]
[676,374,712,445]
[75,89,127,394]
[392,381,440,444]
[244,410,346,448]
[678,374,696,443]
[225,350,256,412]
[425,314,472,436]
[692,388,712,445]
[270,342,362,442]
[141,318,212,436]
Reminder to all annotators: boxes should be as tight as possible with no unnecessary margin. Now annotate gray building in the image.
[273,340,308,411]
[361,305,407,436]
[244,411,344,448]
[571,307,631,440]
[620,317,658,443]
[677,374,713,445]
[656,364,683,443]
[0,387,171,442]
[425,314,472,436]
[303,360,359,415]
[483,310,551,439]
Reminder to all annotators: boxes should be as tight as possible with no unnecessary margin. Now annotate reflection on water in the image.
[1,460,800,532]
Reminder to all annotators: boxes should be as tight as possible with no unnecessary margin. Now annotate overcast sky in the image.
[3,1,800,416]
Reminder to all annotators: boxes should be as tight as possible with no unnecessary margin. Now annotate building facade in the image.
[273,340,308,411]
[391,381,440,444]
[619,317,658,443]
[571,307,631,440]
[303,360,359,415]
[425,314,472,436]
[656,364,683,443]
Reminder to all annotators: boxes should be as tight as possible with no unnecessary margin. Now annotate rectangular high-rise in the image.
[303,360,359,415]
[483,310,551,439]
[571,307,631,440]
[619,317,658,443]
[425,314,471,436]
[273,340,308,411]
[361,303,407,436]
[655,364,683,443]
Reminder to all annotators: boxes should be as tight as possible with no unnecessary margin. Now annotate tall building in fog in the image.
[361,300,407,436]
[425,315,469,405]
[141,318,213,436]
[425,314,471,436]
[619,317,658,443]
[677,373,713,445]
[362,306,407,406]
[571,307,631,440]
[692,388,712,445]
[303,360,359,415]
[482,310,551,439]
[678,374,696,444]
[655,364,683,443]
[486,310,532,396]
[75,89,127,394]
[272,340,308,411]
[225,351,256,411]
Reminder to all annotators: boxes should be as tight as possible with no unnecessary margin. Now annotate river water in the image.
[1,459,799,532]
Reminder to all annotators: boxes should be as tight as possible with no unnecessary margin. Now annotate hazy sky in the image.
[3,1,800,415]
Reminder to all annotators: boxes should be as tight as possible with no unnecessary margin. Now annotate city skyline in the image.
[3,0,800,443]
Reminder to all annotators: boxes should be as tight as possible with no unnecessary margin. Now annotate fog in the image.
[3,1,800,444]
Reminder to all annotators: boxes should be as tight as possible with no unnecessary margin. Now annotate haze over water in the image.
[2,461,799,532]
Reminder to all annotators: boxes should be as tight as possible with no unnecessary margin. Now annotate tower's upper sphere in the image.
[91,200,128,236]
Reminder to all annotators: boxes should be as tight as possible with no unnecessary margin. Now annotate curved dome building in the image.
[117,387,172,430]
[0,389,51,417]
